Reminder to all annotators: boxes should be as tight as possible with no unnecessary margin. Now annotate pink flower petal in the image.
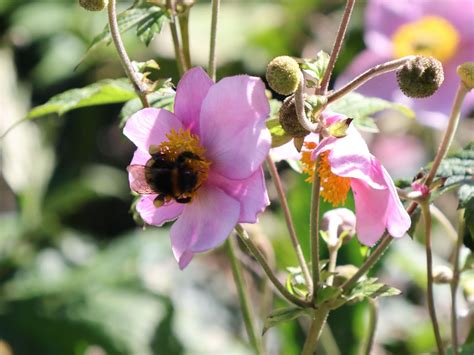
[350,159,410,246]
[170,185,240,268]
[208,168,269,223]
[351,178,391,246]
[200,75,271,180]
[174,67,214,134]
[137,195,184,226]
[123,108,183,152]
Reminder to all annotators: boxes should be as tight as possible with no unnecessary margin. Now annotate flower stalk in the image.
[450,213,465,355]
[327,56,415,104]
[235,225,311,308]
[226,238,264,355]
[178,9,192,69]
[360,299,378,355]
[167,0,187,76]
[421,201,445,355]
[318,0,356,94]
[266,157,313,293]
[107,0,149,108]
[310,155,322,296]
[208,0,221,81]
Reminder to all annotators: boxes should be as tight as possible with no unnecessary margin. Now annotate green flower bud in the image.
[457,62,474,90]
[396,56,444,98]
[266,56,300,96]
[279,96,310,138]
[79,0,108,11]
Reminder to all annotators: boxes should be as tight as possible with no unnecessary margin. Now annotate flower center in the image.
[146,128,210,206]
[392,16,460,63]
[300,142,351,207]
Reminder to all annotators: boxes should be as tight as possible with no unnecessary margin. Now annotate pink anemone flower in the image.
[337,0,474,128]
[124,67,271,268]
[275,112,411,246]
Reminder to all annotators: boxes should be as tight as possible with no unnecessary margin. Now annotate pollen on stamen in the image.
[300,142,351,207]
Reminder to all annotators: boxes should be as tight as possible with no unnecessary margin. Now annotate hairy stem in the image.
[178,9,191,69]
[208,0,221,81]
[421,201,445,355]
[360,299,378,355]
[226,238,264,355]
[310,155,322,298]
[235,225,311,308]
[266,157,313,292]
[107,0,149,107]
[424,84,469,187]
[327,56,415,104]
[318,0,356,94]
[450,213,465,355]
[295,71,319,132]
[301,308,330,355]
[167,0,186,76]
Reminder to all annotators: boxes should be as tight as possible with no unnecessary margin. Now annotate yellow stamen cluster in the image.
[392,16,460,63]
[300,142,351,207]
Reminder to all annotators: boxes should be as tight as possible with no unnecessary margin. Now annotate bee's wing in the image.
[127,165,155,194]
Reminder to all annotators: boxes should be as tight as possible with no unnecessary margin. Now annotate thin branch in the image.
[310,155,322,298]
[318,0,356,94]
[360,299,379,355]
[235,225,312,308]
[327,56,415,104]
[294,71,319,132]
[178,9,192,69]
[167,0,186,76]
[107,0,149,107]
[266,157,313,292]
[424,84,469,187]
[421,202,445,355]
[208,0,221,81]
[226,238,264,355]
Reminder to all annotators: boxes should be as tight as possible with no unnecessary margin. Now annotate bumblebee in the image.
[128,151,204,206]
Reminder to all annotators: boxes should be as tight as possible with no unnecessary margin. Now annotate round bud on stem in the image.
[396,56,444,98]
[79,0,108,11]
[279,96,310,137]
[433,265,453,284]
[266,56,300,96]
[457,62,474,90]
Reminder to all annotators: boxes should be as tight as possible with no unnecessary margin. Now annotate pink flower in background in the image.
[124,67,271,268]
[337,0,474,128]
[275,112,411,246]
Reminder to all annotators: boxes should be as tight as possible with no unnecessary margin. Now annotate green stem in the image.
[327,56,415,104]
[167,0,186,77]
[421,201,445,355]
[360,299,378,355]
[178,9,192,69]
[266,157,313,292]
[318,0,356,94]
[424,84,468,187]
[450,213,465,355]
[301,308,330,355]
[326,246,338,286]
[226,238,264,355]
[235,225,311,308]
[208,0,221,81]
[107,0,149,108]
[310,155,322,299]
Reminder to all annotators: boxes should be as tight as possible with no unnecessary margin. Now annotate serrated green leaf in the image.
[26,79,136,120]
[262,307,308,334]
[348,278,401,302]
[266,117,293,148]
[328,92,415,132]
[315,285,342,306]
[86,3,168,55]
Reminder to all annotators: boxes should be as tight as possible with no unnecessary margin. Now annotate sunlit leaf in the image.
[266,117,293,148]
[297,51,330,88]
[348,278,401,302]
[26,79,136,120]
